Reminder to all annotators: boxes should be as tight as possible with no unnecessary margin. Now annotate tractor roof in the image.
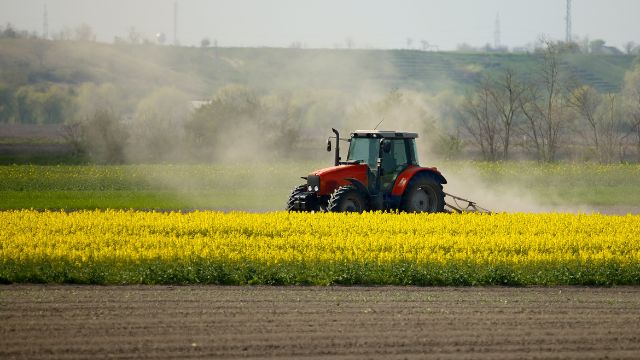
[351,130,418,139]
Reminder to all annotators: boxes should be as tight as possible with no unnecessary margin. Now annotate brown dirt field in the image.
[1,286,639,359]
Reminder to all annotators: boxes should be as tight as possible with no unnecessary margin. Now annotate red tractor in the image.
[287,128,452,213]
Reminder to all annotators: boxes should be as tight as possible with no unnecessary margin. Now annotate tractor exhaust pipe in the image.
[332,128,340,166]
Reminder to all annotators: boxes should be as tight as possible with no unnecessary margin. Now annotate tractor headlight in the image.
[306,175,320,193]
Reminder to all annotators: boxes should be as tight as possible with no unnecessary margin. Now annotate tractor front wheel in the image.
[401,174,445,213]
[286,184,307,211]
[327,186,368,213]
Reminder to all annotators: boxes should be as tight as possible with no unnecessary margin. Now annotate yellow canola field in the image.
[1,210,639,285]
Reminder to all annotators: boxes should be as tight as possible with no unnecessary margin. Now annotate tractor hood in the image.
[308,164,369,196]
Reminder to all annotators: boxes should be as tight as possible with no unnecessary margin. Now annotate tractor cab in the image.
[347,130,420,192]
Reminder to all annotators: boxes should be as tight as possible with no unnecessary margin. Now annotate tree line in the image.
[2,28,640,164]
[61,84,327,164]
[460,41,640,163]
[0,84,75,125]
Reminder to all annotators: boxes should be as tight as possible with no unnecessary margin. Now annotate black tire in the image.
[400,173,445,213]
[327,186,368,213]
[286,184,307,211]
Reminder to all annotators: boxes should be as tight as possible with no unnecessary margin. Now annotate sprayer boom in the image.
[444,192,491,214]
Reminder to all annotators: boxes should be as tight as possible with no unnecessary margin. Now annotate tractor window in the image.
[347,137,378,169]
[408,139,419,165]
[381,139,409,170]
[392,140,408,165]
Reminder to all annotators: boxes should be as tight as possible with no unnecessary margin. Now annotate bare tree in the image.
[60,121,84,156]
[567,84,630,163]
[568,85,602,157]
[487,68,525,160]
[629,96,640,161]
[622,64,640,160]
[68,109,128,163]
[598,93,627,163]
[462,77,499,161]
[519,41,571,162]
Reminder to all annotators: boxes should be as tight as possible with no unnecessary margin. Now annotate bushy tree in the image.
[74,83,126,120]
[261,91,309,155]
[14,87,39,124]
[41,85,75,124]
[129,87,191,162]
[0,82,15,123]
[65,109,128,163]
[10,85,75,124]
[185,84,310,162]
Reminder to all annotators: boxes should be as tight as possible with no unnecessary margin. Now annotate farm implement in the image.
[287,128,490,213]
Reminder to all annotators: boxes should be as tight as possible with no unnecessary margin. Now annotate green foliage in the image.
[1,37,640,164]
[0,82,15,122]
[0,38,635,121]
[3,85,75,124]
[0,163,320,210]
[40,85,75,124]
[5,257,638,286]
[456,161,640,206]
[14,87,39,123]
[74,82,129,119]
[185,85,310,162]
[1,162,639,211]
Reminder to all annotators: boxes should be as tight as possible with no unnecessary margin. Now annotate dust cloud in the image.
[64,45,593,213]
[438,166,592,214]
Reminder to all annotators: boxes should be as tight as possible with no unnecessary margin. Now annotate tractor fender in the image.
[345,178,370,196]
[391,167,447,197]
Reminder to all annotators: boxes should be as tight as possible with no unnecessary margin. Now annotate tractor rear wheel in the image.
[401,173,445,213]
[327,186,368,213]
[286,184,307,211]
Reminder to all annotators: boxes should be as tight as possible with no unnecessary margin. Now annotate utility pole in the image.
[565,0,572,43]
[494,12,501,49]
[43,4,49,39]
[173,1,178,45]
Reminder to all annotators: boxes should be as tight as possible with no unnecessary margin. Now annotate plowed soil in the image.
[1,285,639,359]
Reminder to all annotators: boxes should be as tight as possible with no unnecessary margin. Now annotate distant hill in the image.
[0,38,636,100]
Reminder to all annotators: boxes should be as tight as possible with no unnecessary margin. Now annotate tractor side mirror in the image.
[381,139,391,154]
[326,139,332,152]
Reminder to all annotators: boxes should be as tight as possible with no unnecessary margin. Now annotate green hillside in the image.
[0,38,636,100]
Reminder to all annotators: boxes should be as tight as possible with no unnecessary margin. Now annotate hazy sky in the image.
[1,0,639,50]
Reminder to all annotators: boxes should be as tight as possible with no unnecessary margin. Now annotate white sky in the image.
[1,0,639,50]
